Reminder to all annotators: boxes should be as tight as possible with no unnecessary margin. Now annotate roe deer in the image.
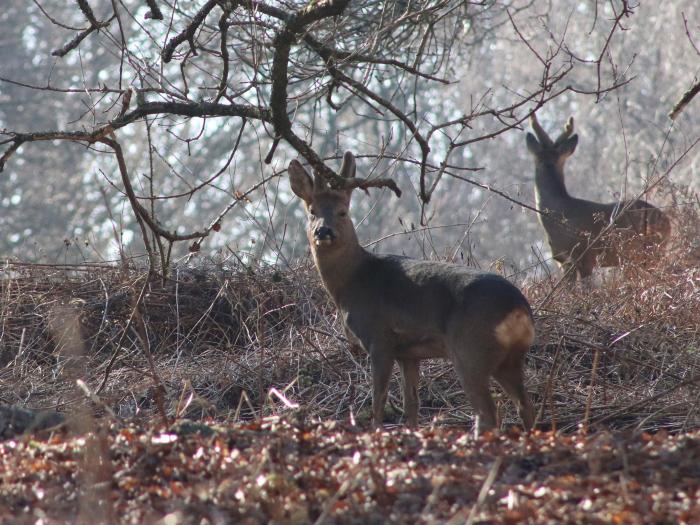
[526,114,670,281]
[289,152,535,431]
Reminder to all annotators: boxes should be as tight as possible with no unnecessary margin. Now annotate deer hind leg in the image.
[398,359,420,427]
[370,349,395,428]
[462,373,497,432]
[493,355,534,430]
[448,347,498,432]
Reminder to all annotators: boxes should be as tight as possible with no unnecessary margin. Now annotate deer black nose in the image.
[314,226,335,241]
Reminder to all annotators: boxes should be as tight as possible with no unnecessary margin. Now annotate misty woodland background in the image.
[0,0,697,274]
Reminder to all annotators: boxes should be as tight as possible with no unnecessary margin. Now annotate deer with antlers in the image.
[526,114,670,281]
[288,152,535,431]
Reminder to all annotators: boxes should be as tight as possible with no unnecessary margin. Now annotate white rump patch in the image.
[494,309,535,348]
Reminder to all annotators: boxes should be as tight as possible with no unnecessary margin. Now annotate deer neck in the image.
[311,233,370,302]
[534,161,571,211]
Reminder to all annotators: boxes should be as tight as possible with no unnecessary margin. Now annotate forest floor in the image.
[0,254,699,524]
[2,417,700,524]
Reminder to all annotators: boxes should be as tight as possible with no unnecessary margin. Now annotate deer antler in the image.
[554,117,575,145]
[529,113,553,147]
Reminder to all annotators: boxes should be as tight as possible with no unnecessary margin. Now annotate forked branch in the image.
[338,177,402,198]
[269,0,352,179]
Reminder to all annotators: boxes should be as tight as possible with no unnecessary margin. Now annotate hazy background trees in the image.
[0,0,698,276]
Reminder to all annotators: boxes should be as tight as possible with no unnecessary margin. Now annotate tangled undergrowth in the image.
[0,238,699,435]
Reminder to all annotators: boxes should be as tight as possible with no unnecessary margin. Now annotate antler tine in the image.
[529,113,553,147]
[554,116,575,144]
[338,151,355,179]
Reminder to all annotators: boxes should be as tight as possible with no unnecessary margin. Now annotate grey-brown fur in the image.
[526,114,670,281]
[289,151,534,431]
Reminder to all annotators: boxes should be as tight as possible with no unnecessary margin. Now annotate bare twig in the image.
[669,80,700,120]
[52,1,112,57]
[144,0,163,20]
[162,0,219,62]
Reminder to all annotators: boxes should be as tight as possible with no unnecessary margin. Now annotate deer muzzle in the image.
[313,226,335,246]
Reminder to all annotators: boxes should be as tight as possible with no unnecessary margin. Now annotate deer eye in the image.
[308,208,316,217]
[338,210,347,217]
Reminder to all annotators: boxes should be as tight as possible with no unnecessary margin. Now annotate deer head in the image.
[526,114,579,180]
[288,151,359,254]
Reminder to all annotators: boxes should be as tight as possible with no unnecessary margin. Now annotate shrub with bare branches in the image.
[0,0,658,272]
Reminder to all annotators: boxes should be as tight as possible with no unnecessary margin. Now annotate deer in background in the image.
[526,114,670,281]
[289,152,534,431]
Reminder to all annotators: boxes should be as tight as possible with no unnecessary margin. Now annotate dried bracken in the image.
[1,225,700,433]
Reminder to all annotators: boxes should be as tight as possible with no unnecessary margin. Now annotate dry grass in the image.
[1,203,700,435]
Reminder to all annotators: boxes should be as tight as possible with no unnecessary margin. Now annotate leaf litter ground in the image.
[2,418,700,524]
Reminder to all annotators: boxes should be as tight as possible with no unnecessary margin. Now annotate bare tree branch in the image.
[77,0,99,26]
[269,0,352,179]
[52,18,112,57]
[51,1,112,57]
[162,0,220,63]
[669,80,700,120]
[144,0,163,21]
[339,177,402,198]
[0,0,652,268]
[0,100,272,172]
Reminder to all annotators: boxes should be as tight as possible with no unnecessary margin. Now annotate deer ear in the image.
[525,133,542,155]
[339,151,356,179]
[558,134,578,156]
[288,160,314,204]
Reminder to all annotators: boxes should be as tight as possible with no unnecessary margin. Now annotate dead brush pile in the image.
[524,187,700,432]
[0,240,699,433]
[527,263,700,433]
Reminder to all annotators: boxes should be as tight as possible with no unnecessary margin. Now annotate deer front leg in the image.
[398,359,420,427]
[576,252,596,280]
[370,348,395,429]
[557,260,578,282]
[343,324,364,353]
